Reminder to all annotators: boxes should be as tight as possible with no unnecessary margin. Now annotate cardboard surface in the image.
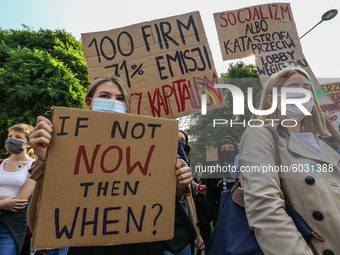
[206,148,218,162]
[252,39,332,105]
[214,3,332,105]
[214,3,301,60]
[253,39,333,105]
[82,11,224,119]
[320,82,340,129]
[32,107,178,249]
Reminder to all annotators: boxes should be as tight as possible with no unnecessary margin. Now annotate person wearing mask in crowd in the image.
[0,124,36,255]
[205,136,239,226]
[191,163,210,255]
[172,130,205,255]
[28,76,193,255]
[178,130,190,164]
[240,67,340,255]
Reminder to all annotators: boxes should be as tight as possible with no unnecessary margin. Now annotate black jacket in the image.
[205,178,234,225]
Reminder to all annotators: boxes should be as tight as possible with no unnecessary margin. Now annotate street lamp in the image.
[300,9,338,39]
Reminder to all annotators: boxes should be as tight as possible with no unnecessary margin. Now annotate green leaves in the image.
[0,27,90,157]
[189,62,262,167]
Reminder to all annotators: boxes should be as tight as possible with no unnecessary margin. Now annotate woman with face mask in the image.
[28,76,193,255]
[239,67,340,255]
[0,123,36,255]
[205,136,239,226]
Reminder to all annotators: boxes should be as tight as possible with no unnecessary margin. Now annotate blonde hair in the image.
[85,76,131,113]
[8,123,35,158]
[257,67,329,137]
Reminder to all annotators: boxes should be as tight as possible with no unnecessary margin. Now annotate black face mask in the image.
[220,150,237,163]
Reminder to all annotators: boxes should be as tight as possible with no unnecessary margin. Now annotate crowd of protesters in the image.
[1,66,340,255]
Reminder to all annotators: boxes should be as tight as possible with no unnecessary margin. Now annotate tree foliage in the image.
[190,61,262,166]
[0,26,90,157]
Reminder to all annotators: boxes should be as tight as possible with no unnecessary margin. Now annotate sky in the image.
[1,0,339,80]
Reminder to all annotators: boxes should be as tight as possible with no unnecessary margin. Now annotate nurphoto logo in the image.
[198,82,223,115]
[201,83,313,116]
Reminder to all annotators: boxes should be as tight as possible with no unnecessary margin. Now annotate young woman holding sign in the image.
[28,76,193,255]
[239,67,340,255]
[0,123,36,255]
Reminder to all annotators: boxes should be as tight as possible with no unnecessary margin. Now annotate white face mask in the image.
[91,98,127,113]
[278,92,314,121]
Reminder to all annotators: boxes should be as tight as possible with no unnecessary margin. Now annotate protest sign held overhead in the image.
[214,2,333,105]
[82,11,224,119]
[252,38,333,105]
[320,81,340,129]
[325,111,340,130]
[320,82,340,113]
[30,107,178,250]
[213,3,301,60]
[251,38,302,80]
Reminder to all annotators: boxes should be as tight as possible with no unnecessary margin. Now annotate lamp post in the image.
[300,9,338,39]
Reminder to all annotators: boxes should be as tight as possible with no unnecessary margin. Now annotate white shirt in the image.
[0,159,35,196]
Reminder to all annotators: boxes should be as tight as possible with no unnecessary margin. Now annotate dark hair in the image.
[217,136,239,165]
[179,130,190,160]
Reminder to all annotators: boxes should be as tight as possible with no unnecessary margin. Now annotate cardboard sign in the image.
[214,3,301,60]
[252,38,333,105]
[206,148,218,162]
[31,107,178,249]
[82,11,223,119]
[326,111,340,130]
[213,2,332,105]
[320,82,340,112]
